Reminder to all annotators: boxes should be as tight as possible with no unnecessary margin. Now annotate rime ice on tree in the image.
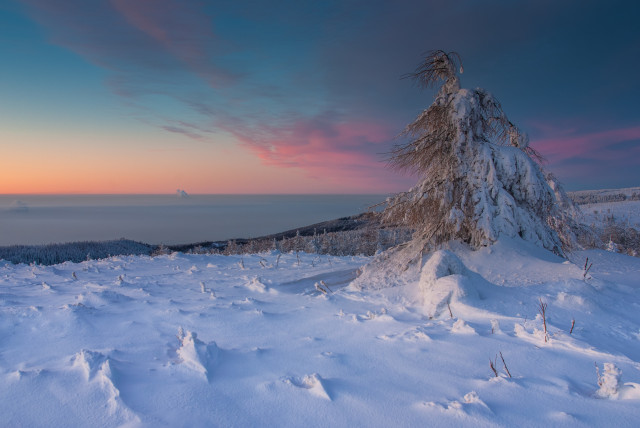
[382,50,577,256]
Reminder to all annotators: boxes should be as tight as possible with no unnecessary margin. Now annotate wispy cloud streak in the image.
[532,126,640,163]
[531,125,640,188]
[219,111,412,190]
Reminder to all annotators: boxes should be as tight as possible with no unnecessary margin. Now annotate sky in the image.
[1,0,639,194]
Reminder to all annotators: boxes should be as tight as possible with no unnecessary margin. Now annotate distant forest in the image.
[568,188,640,205]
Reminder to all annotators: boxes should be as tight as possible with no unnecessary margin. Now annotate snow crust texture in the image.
[1,242,640,426]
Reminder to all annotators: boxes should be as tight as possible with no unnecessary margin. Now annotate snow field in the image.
[580,200,640,229]
[1,243,640,426]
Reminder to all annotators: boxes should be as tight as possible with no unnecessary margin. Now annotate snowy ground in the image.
[2,238,640,426]
[580,200,640,229]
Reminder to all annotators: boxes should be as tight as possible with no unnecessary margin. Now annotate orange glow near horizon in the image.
[1,128,391,195]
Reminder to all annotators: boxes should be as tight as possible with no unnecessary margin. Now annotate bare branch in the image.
[403,50,463,89]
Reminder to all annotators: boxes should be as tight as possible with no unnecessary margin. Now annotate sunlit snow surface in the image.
[1,244,640,426]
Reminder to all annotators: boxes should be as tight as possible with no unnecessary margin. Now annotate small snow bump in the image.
[283,373,331,400]
[451,319,476,334]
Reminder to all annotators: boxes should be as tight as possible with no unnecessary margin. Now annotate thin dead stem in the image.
[490,356,499,377]
[499,351,512,378]
[538,298,548,342]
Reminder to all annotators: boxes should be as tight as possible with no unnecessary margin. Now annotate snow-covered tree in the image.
[381,50,577,257]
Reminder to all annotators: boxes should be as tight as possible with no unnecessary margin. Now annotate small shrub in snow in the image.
[537,298,549,343]
[151,244,171,256]
[490,319,500,334]
[320,280,332,293]
[583,258,593,280]
[596,363,622,399]
[314,282,329,294]
[578,214,640,256]
[214,226,412,257]
[490,352,512,378]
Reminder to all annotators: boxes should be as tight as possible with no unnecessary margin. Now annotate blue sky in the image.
[1,0,639,193]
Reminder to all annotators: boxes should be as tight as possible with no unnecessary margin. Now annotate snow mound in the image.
[244,276,275,294]
[420,390,491,418]
[76,290,133,307]
[175,329,219,380]
[451,319,476,334]
[419,250,479,318]
[283,373,331,400]
[350,245,491,318]
[349,240,426,291]
[419,250,466,286]
[619,383,640,400]
[514,322,549,346]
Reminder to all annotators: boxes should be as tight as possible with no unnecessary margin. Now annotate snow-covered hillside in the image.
[2,240,640,426]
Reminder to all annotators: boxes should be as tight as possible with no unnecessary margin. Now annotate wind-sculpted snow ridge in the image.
[174,329,219,380]
[71,350,141,424]
[1,242,640,426]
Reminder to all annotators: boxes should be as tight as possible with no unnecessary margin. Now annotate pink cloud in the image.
[16,1,422,192]
[531,125,640,163]
[529,124,640,187]
[223,113,414,192]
